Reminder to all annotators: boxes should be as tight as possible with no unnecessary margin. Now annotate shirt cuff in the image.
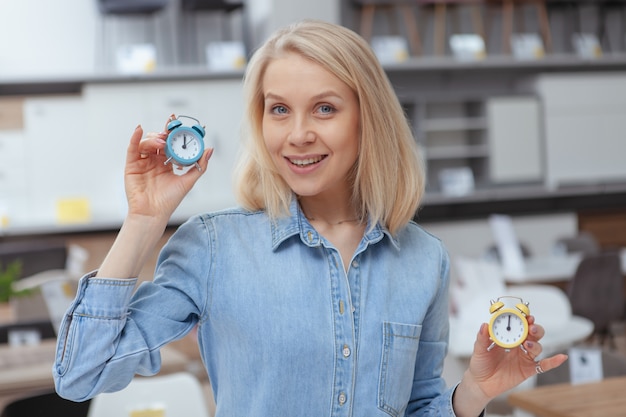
[70,271,138,319]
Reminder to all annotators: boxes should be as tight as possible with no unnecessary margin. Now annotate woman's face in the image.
[261,53,360,200]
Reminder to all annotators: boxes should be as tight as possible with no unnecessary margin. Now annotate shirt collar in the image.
[270,197,400,251]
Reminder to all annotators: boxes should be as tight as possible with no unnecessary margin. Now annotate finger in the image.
[535,353,568,375]
[198,147,214,172]
[164,113,176,132]
[179,148,214,186]
[138,133,167,155]
[127,125,144,159]
[527,322,545,342]
[474,323,492,351]
[194,148,214,176]
[522,338,543,360]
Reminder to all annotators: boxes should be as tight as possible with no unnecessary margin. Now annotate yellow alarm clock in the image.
[487,296,530,351]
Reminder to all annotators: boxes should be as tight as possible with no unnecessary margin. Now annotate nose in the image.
[288,114,315,146]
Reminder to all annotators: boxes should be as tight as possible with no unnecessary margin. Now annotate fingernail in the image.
[530,325,538,334]
[526,341,534,349]
[136,124,141,130]
[156,138,166,144]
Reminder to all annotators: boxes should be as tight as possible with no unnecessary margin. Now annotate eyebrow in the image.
[264,91,343,102]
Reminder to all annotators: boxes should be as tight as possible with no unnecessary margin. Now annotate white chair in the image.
[450,256,506,319]
[510,284,594,356]
[449,257,594,357]
[87,372,211,417]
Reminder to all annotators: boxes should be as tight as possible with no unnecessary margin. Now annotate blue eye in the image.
[318,104,334,114]
[271,105,288,114]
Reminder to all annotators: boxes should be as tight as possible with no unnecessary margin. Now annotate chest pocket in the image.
[377,321,422,417]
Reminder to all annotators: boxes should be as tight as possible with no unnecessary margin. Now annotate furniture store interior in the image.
[1,1,626,416]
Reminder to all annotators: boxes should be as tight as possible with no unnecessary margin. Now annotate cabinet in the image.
[409,95,542,193]
[487,96,542,183]
[412,98,489,193]
[535,72,626,188]
[23,95,88,226]
[83,78,243,224]
[0,131,27,226]
[0,96,87,228]
[0,98,27,213]
[0,77,243,234]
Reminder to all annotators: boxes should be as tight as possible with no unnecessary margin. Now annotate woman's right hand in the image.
[124,116,213,222]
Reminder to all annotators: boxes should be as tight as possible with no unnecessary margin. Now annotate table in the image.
[508,375,626,417]
[501,250,626,301]
[0,339,189,409]
[502,249,626,284]
[502,254,582,284]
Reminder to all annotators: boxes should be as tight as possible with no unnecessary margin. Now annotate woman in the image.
[54,19,566,417]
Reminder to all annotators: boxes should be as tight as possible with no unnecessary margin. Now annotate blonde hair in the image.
[234,19,425,235]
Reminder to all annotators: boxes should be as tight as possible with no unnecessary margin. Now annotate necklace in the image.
[303,210,361,225]
[306,216,360,225]
[299,204,361,225]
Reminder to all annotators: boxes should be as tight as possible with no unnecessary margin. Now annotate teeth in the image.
[290,157,322,166]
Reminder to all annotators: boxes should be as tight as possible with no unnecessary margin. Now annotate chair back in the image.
[554,231,600,257]
[0,240,67,280]
[182,0,244,12]
[451,257,506,322]
[98,0,169,15]
[568,251,624,334]
[87,372,210,417]
[509,284,573,330]
[0,391,90,417]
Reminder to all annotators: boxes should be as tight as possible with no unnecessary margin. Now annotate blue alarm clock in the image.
[164,115,206,171]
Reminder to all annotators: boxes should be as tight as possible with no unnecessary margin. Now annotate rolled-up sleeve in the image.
[53,274,163,401]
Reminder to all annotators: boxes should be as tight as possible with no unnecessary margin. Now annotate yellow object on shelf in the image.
[55,198,91,224]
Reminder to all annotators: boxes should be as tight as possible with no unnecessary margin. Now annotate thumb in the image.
[181,148,214,187]
[475,323,492,351]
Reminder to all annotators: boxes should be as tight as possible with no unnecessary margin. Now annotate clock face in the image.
[168,130,202,163]
[489,311,528,348]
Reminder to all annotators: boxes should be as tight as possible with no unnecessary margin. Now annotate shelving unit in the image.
[406,98,490,192]
[2,53,626,230]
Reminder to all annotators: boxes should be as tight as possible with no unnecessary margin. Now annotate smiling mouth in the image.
[287,156,327,167]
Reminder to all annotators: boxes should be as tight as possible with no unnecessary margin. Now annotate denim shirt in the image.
[54,200,460,417]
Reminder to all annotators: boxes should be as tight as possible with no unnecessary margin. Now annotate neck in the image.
[299,201,361,226]
[305,214,361,225]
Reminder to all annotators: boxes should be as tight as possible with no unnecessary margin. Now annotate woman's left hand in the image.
[467,316,568,399]
[452,316,568,417]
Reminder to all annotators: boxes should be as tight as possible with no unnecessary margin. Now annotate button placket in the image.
[328,247,356,416]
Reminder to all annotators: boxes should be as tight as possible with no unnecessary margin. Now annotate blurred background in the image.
[1,1,626,416]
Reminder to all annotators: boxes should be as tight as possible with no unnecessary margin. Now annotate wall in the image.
[1,0,624,260]
[248,0,340,46]
[0,0,98,77]
[0,0,341,78]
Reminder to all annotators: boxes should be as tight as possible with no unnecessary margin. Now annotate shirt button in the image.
[342,344,351,358]
[338,392,346,405]
[352,260,359,268]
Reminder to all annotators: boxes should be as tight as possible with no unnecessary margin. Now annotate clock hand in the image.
[507,315,511,331]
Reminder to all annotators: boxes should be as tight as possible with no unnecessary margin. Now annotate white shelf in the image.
[425,144,490,160]
[421,117,487,132]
